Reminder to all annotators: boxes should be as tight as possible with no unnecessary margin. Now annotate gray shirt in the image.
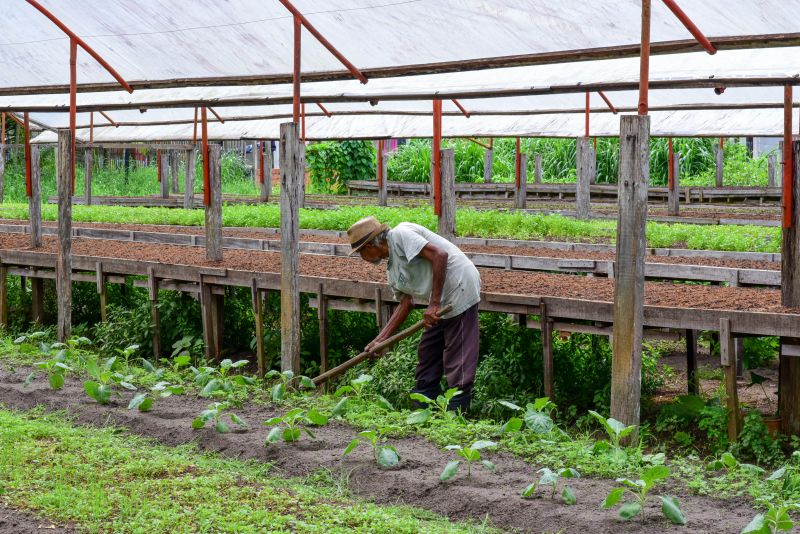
[386,222,481,319]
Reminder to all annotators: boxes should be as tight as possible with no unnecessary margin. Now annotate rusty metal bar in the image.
[25,0,133,93]
[784,84,793,228]
[207,107,225,124]
[99,111,117,127]
[452,99,471,118]
[597,91,618,114]
[432,99,442,216]
[466,137,491,150]
[24,112,31,197]
[638,0,652,115]
[5,114,23,128]
[316,103,332,117]
[156,149,162,183]
[293,15,301,124]
[202,106,210,206]
[660,0,717,55]
[278,0,368,85]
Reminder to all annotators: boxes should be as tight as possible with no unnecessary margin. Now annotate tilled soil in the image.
[0,366,758,534]
[0,232,793,314]
[0,503,74,533]
[0,219,780,272]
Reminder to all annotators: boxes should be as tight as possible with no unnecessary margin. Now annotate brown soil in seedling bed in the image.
[0,503,75,533]
[0,232,794,314]
[0,366,758,533]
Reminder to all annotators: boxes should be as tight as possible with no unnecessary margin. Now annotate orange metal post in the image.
[638,0,651,116]
[660,0,717,54]
[667,137,674,189]
[515,137,521,188]
[293,15,301,124]
[784,85,793,228]
[258,142,265,184]
[202,107,210,206]
[69,37,77,192]
[432,100,442,216]
[24,112,31,197]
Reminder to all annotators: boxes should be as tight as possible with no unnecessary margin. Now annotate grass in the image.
[0,202,781,252]
[0,408,494,534]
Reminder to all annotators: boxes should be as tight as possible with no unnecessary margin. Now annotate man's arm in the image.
[418,242,448,327]
[365,294,414,353]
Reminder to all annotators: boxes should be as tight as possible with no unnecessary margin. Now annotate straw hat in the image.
[347,216,389,255]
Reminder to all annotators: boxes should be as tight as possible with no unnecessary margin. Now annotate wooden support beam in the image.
[483,147,493,183]
[210,292,224,359]
[437,148,456,241]
[148,266,161,358]
[720,317,741,440]
[377,140,388,207]
[260,143,272,203]
[96,261,107,322]
[30,277,44,325]
[281,122,303,373]
[534,153,542,184]
[29,144,41,248]
[576,137,594,219]
[252,279,265,378]
[432,99,442,215]
[200,278,214,359]
[768,154,777,188]
[715,143,724,187]
[184,147,196,209]
[170,150,179,194]
[56,130,72,342]
[686,329,698,395]
[0,264,7,328]
[781,140,800,435]
[668,151,680,216]
[83,148,92,206]
[515,153,528,210]
[610,115,649,431]
[0,145,4,204]
[159,151,169,199]
[541,302,554,398]
[205,144,222,261]
[317,283,328,380]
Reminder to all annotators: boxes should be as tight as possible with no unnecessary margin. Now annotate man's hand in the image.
[423,303,441,328]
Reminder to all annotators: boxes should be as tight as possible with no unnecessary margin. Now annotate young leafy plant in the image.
[498,398,562,435]
[23,352,72,391]
[332,374,393,415]
[440,440,497,482]
[342,428,400,468]
[192,401,248,433]
[742,502,800,533]
[192,359,257,398]
[588,410,637,462]
[601,465,686,525]
[265,369,316,403]
[707,451,765,476]
[128,381,185,412]
[407,387,462,424]
[522,467,580,504]
[264,408,328,444]
[84,357,136,405]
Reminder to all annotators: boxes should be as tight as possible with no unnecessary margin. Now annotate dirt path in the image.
[0,366,758,534]
[0,502,75,533]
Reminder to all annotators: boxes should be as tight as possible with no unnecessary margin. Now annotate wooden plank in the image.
[610,115,648,430]
[148,266,161,358]
[576,137,593,219]
[184,147,196,209]
[719,317,741,440]
[159,151,170,199]
[200,278,214,359]
[377,142,388,207]
[56,130,72,342]
[210,292,224,360]
[0,263,7,328]
[0,145,4,203]
[686,329,698,395]
[534,153,542,185]
[715,144,724,187]
[438,148,456,241]
[515,153,528,210]
[252,280,265,377]
[29,144,42,248]
[540,302,554,398]
[768,154,776,188]
[260,144,271,202]
[96,261,108,322]
[781,140,800,436]
[170,150,179,194]
[280,122,303,373]
[30,277,44,324]
[483,148,493,183]
[205,144,222,261]
[318,283,328,378]
[83,149,92,206]
[668,151,680,216]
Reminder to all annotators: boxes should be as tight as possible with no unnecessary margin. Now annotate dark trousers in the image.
[415,304,479,395]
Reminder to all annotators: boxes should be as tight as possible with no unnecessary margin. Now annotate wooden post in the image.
[377,141,388,207]
[83,149,92,206]
[56,130,73,342]
[200,279,213,359]
[576,137,594,219]
[30,278,44,324]
[280,122,303,373]
[779,142,785,190]
[515,153,528,210]
[260,144,272,202]
[720,318,741,440]
[715,144,724,187]
[768,154,777,188]
[148,267,161,358]
[159,151,170,199]
[184,147,196,209]
[540,303,554,398]
[96,262,107,323]
[438,148,456,241]
[205,144,222,261]
[534,153,542,184]
[29,144,42,248]
[318,283,328,377]
[211,292,224,358]
[252,280,265,378]
[170,150,179,194]
[686,329,698,395]
[483,148,493,183]
[0,145,5,204]
[668,151,680,216]
[610,115,649,431]
[781,140,800,435]
[0,265,7,328]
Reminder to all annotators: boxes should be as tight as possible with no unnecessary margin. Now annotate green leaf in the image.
[333,385,352,398]
[497,400,522,411]
[481,460,495,473]
[192,417,206,429]
[299,376,316,389]
[141,359,157,373]
[48,372,64,390]
[500,417,523,434]
[601,487,625,509]
[471,440,497,451]
[231,359,249,368]
[440,460,460,482]
[271,382,285,403]
[659,496,687,525]
[559,468,580,479]
[618,502,642,520]
[118,381,137,391]
[521,482,538,498]
[375,395,394,411]
[174,355,191,368]
[352,374,373,385]
[266,427,282,443]
[562,486,577,505]
[128,393,148,410]
[376,446,400,468]
[84,381,111,404]
[409,392,432,404]
[201,379,221,396]
[537,468,558,486]
[606,418,628,436]
[343,438,359,456]
[741,514,768,534]
[721,452,738,469]
[215,420,230,434]
[406,409,431,425]
[307,409,328,426]
[768,467,787,481]
[23,372,35,388]
[230,413,247,427]
[331,397,349,416]
[642,465,670,487]
[283,427,301,442]
[524,410,554,434]
[137,397,154,412]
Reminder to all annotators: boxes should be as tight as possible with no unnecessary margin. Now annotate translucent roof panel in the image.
[2,0,799,94]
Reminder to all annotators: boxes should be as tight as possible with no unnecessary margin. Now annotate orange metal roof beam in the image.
[99,110,118,127]
[207,107,226,124]
[466,137,491,150]
[451,99,471,118]
[597,91,618,114]
[316,103,332,117]
[660,0,716,55]
[278,0,368,84]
